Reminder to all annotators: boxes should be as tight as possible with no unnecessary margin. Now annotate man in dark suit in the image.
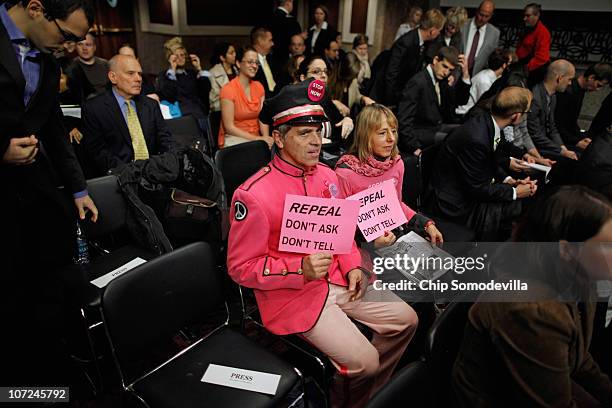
[252,26,279,98]
[0,0,97,388]
[384,8,445,106]
[82,55,176,176]
[157,42,211,120]
[426,87,537,240]
[555,62,611,151]
[528,59,577,161]
[270,0,303,68]
[397,46,471,156]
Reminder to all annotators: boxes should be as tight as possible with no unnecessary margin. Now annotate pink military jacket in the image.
[227,155,362,335]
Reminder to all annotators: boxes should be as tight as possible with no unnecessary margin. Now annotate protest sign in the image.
[347,180,407,242]
[278,194,359,254]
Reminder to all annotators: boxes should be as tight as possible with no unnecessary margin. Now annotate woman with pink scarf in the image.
[335,104,444,248]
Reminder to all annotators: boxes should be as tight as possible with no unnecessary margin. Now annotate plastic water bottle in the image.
[74,221,90,265]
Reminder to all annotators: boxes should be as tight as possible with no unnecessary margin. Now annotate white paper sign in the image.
[511,157,552,183]
[90,257,147,288]
[201,364,281,395]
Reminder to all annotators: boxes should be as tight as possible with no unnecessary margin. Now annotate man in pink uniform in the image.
[227,79,418,407]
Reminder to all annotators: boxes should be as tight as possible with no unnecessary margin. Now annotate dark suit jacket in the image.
[397,68,470,153]
[528,82,564,154]
[1,20,85,268]
[253,53,279,98]
[306,25,334,57]
[555,80,586,147]
[428,113,513,221]
[156,68,211,119]
[81,89,175,176]
[270,8,302,66]
[385,29,426,106]
[424,34,461,63]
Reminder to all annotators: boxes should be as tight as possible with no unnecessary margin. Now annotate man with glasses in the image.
[0,0,97,391]
[65,32,109,103]
[516,3,551,87]
[427,87,538,241]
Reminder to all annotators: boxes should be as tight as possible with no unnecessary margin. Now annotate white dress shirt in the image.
[310,21,328,52]
[465,20,487,59]
[456,68,498,115]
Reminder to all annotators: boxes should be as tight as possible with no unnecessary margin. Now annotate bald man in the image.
[459,0,500,76]
[528,59,578,161]
[82,54,175,175]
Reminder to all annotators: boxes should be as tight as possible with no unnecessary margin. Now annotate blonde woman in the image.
[335,104,443,247]
[157,37,211,120]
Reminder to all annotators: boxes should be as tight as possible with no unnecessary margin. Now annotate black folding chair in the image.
[424,300,473,408]
[364,360,432,408]
[166,114,215,156]
[418,144,477,247]
[102,242,303,408]
[214,140,272,203]
[61,175,157,392]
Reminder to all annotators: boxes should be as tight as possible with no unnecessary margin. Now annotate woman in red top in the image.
[335,104,443,249]
[219,46,273,148]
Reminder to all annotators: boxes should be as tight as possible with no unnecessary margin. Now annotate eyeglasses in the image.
[308,68,328,76]
[242,59,259,66]
[52,19,86,43]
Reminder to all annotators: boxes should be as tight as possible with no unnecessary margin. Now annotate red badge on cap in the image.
[308,79,325,102]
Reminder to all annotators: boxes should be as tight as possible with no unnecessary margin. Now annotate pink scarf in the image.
[335,154,400,177]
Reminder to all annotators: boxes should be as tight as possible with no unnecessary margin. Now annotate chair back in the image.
[401,154,420,210]
[102,242,222,380]
[214,140,271,203]
[419,142,443,206]
[165,114,208,150]
[365,360,431,408]
[85,175,128,239]
[425,300,473,407]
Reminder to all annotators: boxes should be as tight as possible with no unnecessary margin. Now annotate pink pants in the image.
[301,284,418,408]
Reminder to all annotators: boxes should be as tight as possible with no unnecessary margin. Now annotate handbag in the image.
[164,188,222,251]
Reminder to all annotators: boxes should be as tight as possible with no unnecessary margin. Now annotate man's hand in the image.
[515,177,537,198]
[522,153,536,164]
[332,99,350,117]
[509,157,531,173]
[425,224,444,245]
[457,53,470,81]
[560,146,578,160]
[576,137,592,150]
[336,117,354,139]
[168,54,178,71]
[361,96,376,106]
[535,157,556,167]
[2,136,38,165]
[69,128,83,144]
[74,195,98,223]
[504,176,517,186]
[374,231,396,249]
[347,268,367,301]
[303,252,333,281]
[189,54,202,71]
